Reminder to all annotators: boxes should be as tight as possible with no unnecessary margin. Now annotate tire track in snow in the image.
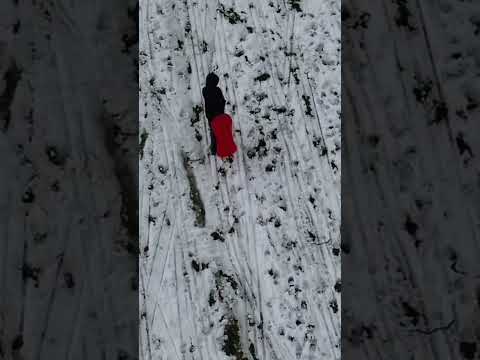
[215,7,271,358]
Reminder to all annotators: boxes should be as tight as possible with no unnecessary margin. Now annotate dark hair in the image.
[206,73,219,87]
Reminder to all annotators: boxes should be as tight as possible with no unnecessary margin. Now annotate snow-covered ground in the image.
[139,1,340,359]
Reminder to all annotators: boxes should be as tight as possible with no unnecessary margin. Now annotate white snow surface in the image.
[140,1,340,359]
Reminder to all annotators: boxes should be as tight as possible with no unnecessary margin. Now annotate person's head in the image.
[206,72,219,88]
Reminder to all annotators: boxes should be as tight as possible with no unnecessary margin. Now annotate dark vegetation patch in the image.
[22,263,41,287]
[215,270,238,292]
[302,95,313,116]
[11,334,23,351]
[367,134,380,147]
[255,92,268,102]
[312,136,321,148]
[148,215,157,225]
[249,342,258,360]
[287,0,302,12]
[393,0,415,31]
[222,317,245,359]
[249,107,261,115]
[329,299,338,313]
[401,300,421,326]
[456,109,467,119]
[217,4,246,24]
[13,20,20,34]
[281,238,297,250]
[45,145,66,166]
[181,151,205,227]
[352,12,371,29]
[124,241,139,256]
[456,132,473,158]
[158,165,168,175]
[430,100,448,124]
[247,138,268,159]
[331,160,338,171]
[413,78,432,104]
[22,187,35,203]
[307,231,316,242]
[471,18,480,36]
[64,272,75,288]
[290,65,300,84]
[208,290,216,306]
[254,73,271,82]
[267,268,279,281]
[0,60,22,132]
[411,76,450,126]
[337,242,350,257]
[121,33,137,54]
[459,341,477,359]
[139,129,148,159]
[404,215,421,247]
[191,104,203,126]
[33,232,47,244]
[191,259,209,272]
[272,106,287,114]
[342,6,351,21]
[268,129,277,140]
[210,230,225,242]
[466,96,478,111]
[342,7,372,30]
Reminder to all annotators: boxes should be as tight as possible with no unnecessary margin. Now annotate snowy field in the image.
[139,0,340,359]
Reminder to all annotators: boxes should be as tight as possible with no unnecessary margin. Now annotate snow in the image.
[140,1,340,359]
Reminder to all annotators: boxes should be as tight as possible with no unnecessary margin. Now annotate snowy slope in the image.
[139,1,340,359]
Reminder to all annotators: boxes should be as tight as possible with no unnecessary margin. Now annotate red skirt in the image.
[211,113,238,158]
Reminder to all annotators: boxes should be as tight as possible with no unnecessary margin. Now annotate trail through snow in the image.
[140,1,340,359]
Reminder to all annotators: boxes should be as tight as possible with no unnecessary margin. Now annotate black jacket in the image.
[202,73,226,122]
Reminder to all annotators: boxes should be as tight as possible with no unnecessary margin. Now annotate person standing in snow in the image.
[202,73,226,155]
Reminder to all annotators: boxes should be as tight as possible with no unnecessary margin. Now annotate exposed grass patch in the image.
[254,73,271,82]
[139,128,148,159]
[218,4,246,24]
[191,104,203,126]
[288,0,302,12]
[222,317,246,359]
[181,151,206,227]
[302,94,313,116]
